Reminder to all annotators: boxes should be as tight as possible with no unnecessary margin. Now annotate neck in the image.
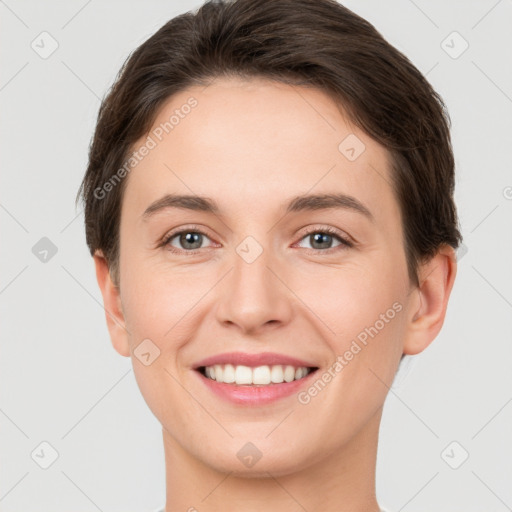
[162,406,383,512]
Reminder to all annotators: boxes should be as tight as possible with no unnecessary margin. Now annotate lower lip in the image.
[195,369,318,405]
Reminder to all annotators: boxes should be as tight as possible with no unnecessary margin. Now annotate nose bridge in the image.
[215,230,291,333]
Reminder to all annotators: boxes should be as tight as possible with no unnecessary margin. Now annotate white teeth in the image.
[253,365,271,385]
[234,365,253,384]
[213,364,223,382]
[284,365,295,382]
[222,364,235,383]
[270,365,284,383]
[203,364,313,385]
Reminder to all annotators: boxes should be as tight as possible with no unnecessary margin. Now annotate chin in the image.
[198,443,313,478]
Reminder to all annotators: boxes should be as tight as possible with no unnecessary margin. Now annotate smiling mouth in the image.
[197,364,319,386]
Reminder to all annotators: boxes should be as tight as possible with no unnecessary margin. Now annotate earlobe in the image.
[403,245,458,356]
[93,251,131,358]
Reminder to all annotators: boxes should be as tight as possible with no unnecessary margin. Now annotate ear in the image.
[93,251,131,357]
[403,245,458,356]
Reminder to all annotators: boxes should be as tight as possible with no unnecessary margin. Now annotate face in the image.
[104,76,422,476]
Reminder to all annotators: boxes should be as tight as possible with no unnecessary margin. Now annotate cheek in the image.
[295,258,404,339]
[118,234,173,336]
[120,235,406,345]
[119,257,209,372]
[119,270,196,422]
[121,276,180,341]
[292,255,407,403]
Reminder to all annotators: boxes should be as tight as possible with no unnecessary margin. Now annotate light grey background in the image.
[1,1,511,511]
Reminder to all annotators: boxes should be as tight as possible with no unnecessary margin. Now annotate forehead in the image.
[122,76,400,229]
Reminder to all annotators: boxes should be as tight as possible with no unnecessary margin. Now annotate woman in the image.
[77,0,461,510]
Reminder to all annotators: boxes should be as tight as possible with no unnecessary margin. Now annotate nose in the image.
[215,247,293,335]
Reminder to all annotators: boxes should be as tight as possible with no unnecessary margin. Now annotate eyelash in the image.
[160,225,354,256]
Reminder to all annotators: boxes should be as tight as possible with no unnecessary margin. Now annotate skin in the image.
[94,76,457,512]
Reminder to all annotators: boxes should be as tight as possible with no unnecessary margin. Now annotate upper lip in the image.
[193,352,319,369]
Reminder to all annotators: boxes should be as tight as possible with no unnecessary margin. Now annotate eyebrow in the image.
[142,193,375,222]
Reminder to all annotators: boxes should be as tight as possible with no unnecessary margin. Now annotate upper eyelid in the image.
[162,224,353,248]
[162,224,215,242]
[293,227,353,248]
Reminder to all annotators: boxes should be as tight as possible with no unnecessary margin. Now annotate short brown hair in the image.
[77,0,463,287]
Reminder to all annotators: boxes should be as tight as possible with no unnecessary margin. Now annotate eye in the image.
[160,225,353,255]
[162,226,214,255]
[294,227,353,254]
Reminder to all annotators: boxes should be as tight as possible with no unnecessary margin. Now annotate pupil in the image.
[181,232,201,249]
[312,233,331,249]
